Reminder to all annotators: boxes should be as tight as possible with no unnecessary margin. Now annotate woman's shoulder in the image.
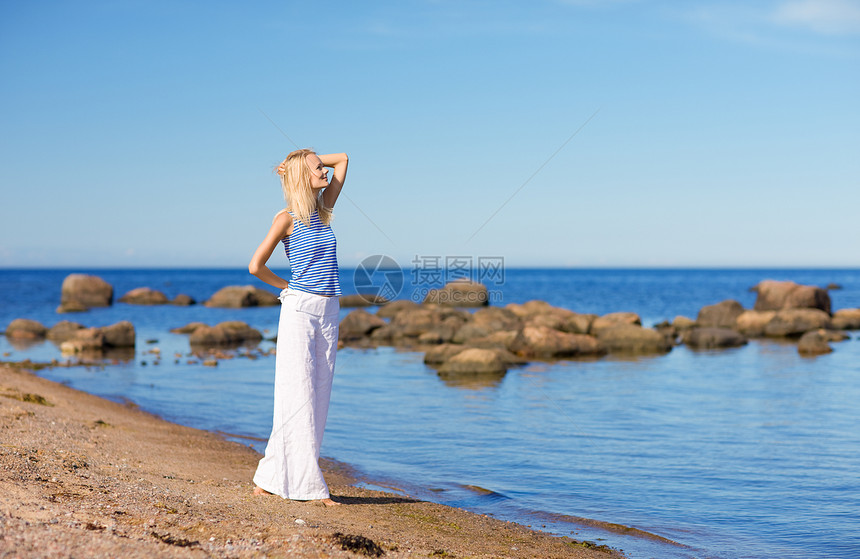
[272,209,293,237]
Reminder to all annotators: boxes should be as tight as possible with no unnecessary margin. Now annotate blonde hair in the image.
[276,148,333,226]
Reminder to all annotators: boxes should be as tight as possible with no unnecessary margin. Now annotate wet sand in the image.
[0,363,620,558]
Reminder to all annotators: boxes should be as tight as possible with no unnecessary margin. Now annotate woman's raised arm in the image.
[319,153,348,209]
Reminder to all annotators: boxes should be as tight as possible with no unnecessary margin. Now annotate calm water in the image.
[1,268,859,559]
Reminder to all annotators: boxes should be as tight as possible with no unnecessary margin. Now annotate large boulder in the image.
[437,348,507,376]
[189,321,262,346]
[509,325,604,359]
[752,280,831,314]
[424,280,489,307]
[594,324,672,355]
[4,319,47,340]
[735,310,777,337]
[682,327,748,350]
[118,287,169,305]
[59,274,113,311]
[47,320,85,342]
[672,316,696,331]
[763,309,832,337]
[697,300,745,328]
[797,330,833,356]
[589,312,642,336]
[101,321,135,347]
[390,307,443,337]
[204,286,279,308]
[832,309,860,330]
[339,310,386,342]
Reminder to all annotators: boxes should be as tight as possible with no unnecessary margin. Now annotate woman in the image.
[248,148,348,507]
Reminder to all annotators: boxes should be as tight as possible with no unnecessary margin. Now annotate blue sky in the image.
[1,0,858,269]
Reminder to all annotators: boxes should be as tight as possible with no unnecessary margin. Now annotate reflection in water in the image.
[6,337,46,351]
[190,340,263,357]
[437,370,506,390]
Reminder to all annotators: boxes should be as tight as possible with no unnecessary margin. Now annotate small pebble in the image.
[294,518,306,526]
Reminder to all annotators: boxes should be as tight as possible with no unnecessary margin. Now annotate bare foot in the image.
[320,497,341,507]
[253,486,273,496]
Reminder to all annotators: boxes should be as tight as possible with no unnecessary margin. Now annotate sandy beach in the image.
[0,362,618,558]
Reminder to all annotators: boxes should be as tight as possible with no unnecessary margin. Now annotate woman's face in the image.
[305,154,329,190]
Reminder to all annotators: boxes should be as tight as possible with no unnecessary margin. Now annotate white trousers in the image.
[253,287,339,500]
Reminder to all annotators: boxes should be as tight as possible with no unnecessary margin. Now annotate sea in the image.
[1,267,858,559]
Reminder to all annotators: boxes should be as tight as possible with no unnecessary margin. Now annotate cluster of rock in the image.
[335,279,858,378]
[9,276,855,371]
[664,280,857,356]
[338,298,673,380]
[57,276,491,312]
[170,321,263,348]
[57,274,196,312]
[4,318,136,355]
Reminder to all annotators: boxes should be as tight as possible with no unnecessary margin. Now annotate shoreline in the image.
[0,362,624,558]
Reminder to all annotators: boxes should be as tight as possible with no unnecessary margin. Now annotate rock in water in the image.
[594,324,672,355]
[589,312,642,336]
[189,321,262,346]
[797,330,833,356]
[46,320,85,342]
[119,287,169,305]
[423,343,468,365]
[5,319,48,340]
[697,300,745,328]
[59,274,113,311]
[170,294,196,306]
[437,348,507,375]
[752,280,831,314]
[832,309,860,330]
[204,286,279,308]
[735,310,777,337]
[101,321,136,347]
[339,310,386,342]
[763,309,832,337]
[683,327,748,349]
[509,325,605,358]
[376,300,422,319]
[60,328,106,354]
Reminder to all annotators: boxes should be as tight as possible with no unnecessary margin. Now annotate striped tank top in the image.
[281,209,341,296]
